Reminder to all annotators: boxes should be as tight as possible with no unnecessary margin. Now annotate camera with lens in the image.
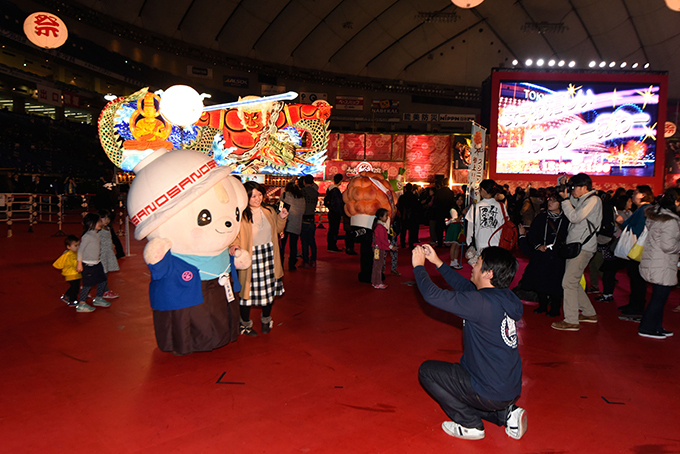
[555,176,574,195]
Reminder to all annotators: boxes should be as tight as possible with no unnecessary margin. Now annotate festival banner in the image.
[467,122,486,202]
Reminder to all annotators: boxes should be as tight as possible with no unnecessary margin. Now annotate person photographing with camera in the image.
[412,244,527,441]
[551,173,602,331]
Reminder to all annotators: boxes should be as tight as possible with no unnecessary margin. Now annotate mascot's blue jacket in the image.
[148,251,240,311]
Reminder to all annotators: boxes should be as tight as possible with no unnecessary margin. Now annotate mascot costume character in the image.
[98,88,251,355]
[342,171,396,283]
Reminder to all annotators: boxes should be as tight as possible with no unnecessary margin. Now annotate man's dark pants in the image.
[418,360,516,430]
[301,218,317,264]
[400,219,420,248]
[327,211,342,250]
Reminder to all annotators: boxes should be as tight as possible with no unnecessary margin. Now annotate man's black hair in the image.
[333,173,343,184]
[304,174,314,184]
[479,179,497,196]
[479,246,518,289]
[569,173,592,191]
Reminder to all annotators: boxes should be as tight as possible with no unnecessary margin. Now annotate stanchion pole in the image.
[6,194,12,238]
[81,194,88,218]
[53,195,66,237]
[28,194,35,233]
[125,215,132,257]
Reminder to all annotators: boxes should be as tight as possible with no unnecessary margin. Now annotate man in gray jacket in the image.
[552,173,602,331]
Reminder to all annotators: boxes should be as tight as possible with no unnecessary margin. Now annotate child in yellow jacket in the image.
[53,235,81,306]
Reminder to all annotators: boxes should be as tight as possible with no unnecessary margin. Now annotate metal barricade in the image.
[1,192,129,244]
[1,193,37,237]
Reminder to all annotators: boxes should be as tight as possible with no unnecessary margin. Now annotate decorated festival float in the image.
[96,85,334,353]
[99,85,332,186]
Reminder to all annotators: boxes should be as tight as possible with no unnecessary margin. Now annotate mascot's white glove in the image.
[232,248,252,270]
[143,238,172,265]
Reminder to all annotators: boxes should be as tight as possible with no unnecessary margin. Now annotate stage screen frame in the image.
[489,69,668,192]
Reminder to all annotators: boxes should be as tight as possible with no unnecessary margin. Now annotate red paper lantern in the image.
[23,12,68,49]
[451,0,484,8]
[666,0,680,11]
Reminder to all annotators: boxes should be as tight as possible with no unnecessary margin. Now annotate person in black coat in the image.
[397,183,421,248]
[516,192,569,316]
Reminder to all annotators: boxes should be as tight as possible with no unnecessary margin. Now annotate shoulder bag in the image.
[558,219,597,259]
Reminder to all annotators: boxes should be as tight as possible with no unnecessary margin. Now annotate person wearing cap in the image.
[552,173,602,331]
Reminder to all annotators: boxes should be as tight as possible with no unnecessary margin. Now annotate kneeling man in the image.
[412,245,526,441]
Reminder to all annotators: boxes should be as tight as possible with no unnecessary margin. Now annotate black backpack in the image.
[599,202,616,239]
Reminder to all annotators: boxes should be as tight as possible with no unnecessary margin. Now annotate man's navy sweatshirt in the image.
[414,264,523,402]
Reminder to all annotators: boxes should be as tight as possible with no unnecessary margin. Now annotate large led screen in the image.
[490,71,667,188]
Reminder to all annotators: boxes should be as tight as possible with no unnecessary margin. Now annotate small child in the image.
[372,209,395,289]
[52,235,81,306]
[445,208,465,270]
[98,209,120,299]
[76,213,111,312]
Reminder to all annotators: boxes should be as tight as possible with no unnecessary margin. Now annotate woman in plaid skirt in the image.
[232,181,288,336]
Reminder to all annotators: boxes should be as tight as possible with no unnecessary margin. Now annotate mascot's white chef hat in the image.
[127,148,234,240]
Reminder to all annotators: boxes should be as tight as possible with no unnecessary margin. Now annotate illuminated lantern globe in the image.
[666,0,680,12]
[159,85,204,127]
[451,0,484,8]
[23,12,68,49]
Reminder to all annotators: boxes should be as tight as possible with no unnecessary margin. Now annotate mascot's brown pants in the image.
[153,278,239,355]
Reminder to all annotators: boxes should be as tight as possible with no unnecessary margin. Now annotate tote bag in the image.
[627,227,648,262]
[614,226,637,260]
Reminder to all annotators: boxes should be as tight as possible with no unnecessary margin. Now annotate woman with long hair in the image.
[617,185,655,320]
[232,182,288,336]
[637,188,680,339]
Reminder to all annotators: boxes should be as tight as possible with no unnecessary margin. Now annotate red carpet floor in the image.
[1,220,679,453]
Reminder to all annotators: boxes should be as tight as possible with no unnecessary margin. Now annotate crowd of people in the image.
[418,175,680,341]
[47,169,680,443]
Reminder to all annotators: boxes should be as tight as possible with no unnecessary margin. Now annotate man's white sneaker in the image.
[505,405,527,440]
[441,421,485,440]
